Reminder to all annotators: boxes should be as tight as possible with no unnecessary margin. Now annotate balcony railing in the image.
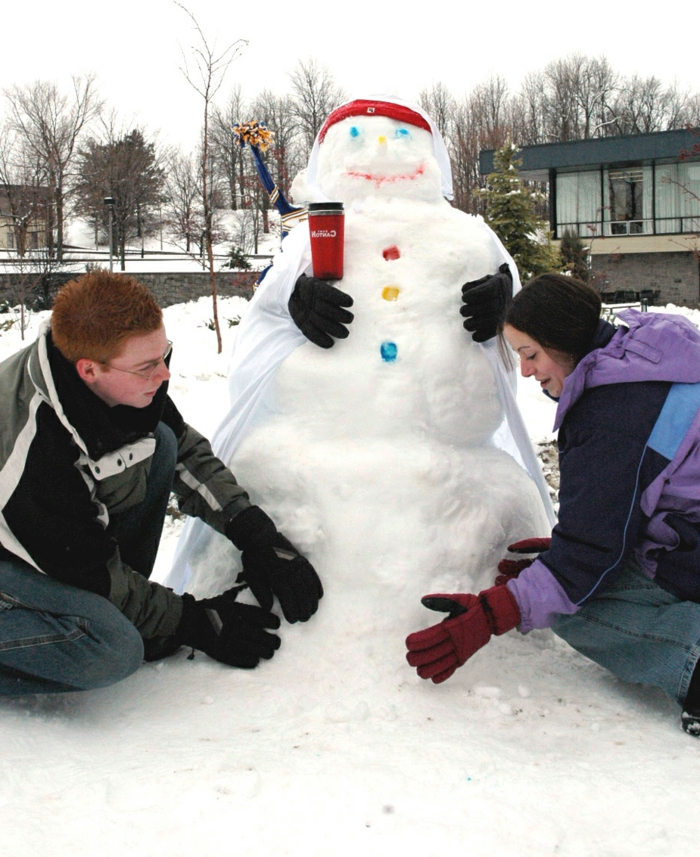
[557,216,700,238]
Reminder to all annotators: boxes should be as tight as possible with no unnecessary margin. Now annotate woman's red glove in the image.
[495,537,551,585]
[405,585,521,684]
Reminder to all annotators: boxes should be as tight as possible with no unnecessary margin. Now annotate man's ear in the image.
[75,357,101,386]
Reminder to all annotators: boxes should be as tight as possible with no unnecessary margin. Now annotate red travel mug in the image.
[308,202,344,280]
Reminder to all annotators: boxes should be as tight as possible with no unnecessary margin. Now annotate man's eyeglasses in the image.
[102,341,172,381]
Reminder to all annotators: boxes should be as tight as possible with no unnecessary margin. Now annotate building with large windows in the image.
[480,128,700,306]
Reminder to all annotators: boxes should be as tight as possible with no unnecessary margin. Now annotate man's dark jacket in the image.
[0,323,251,638]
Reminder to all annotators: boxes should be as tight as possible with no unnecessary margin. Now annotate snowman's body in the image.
[273,196,503,448]
[170,104,550,649]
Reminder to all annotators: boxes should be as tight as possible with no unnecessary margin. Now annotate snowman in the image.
[167,97,552,662]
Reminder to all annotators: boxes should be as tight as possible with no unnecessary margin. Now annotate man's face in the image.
[78,326,171,408]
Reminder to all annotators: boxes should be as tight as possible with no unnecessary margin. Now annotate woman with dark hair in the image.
[406,273,700,736]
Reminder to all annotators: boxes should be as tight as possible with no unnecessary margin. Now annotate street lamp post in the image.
[104,197,115,272]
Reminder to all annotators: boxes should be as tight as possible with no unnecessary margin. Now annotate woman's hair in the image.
[504,273,602,366]
[51,271,163,364]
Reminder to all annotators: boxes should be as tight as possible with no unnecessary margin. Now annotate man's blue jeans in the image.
[553,559,700,706]
[0,423,177,696]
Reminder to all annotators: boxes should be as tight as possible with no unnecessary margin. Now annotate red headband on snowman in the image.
[318,100,432,144]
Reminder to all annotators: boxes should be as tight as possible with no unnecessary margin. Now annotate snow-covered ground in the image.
[2,298,700,857]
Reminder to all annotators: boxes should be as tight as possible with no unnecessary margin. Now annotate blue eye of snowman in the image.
[395,127,411,139]
[349,126,361,138]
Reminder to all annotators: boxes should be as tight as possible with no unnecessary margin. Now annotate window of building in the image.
[655,164,680,233]
[555,171,601,237]
[608,169,645,235]
[656,162,700,233]
[680,163,700,233]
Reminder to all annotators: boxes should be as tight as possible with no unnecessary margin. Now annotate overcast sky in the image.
[3,0,697,151]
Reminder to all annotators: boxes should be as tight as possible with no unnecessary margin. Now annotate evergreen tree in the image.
[76,129,165,269]
[559,227,590,281]
[479,141,562,278]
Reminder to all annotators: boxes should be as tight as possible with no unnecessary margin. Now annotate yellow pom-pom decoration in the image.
[233,121,274,151]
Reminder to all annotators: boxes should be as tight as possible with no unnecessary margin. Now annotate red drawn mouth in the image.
[344,163,426,189]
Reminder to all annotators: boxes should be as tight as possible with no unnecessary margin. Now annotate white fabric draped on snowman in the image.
[166,97,555,595]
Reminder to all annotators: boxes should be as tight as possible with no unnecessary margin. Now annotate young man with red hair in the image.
[0,270,322,694]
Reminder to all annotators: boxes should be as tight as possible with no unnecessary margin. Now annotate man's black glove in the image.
[460,263,513,343]
[175,588,281,668]
[289,273,354,349]
[226,506,323,624]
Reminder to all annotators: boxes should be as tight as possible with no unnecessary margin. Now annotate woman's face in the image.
[503,324,575,399]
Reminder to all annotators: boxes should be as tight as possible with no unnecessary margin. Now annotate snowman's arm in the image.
[162,397,252,534]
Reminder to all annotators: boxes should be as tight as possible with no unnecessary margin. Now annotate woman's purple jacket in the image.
[510,309,700,632]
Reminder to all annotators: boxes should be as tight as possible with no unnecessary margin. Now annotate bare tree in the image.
[250,89,304,204]
[612,75,696,135]
[685,94,700,129]
[447,79,514,214]
[573,56,619,138]
[419,81,456,141]
[289,58,346,160]
[450,99,482,214]
[612,75,663,134]
[163,148,203,253]
[3,75,102,259]
[211,85,249,211]
[470,75,512,147]
[542,56,586,141]
[2,244,64,338]
[174,1,246,353]
[230,206,259,255]
[512,71,549,145]
[510,57,616,144]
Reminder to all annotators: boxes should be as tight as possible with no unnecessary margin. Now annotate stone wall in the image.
[4,256,698,309]
[0,269,259,310]
[591,252,699,307]
[129,271,257,306]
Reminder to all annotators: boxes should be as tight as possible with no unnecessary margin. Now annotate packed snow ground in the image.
[2,297,700,857]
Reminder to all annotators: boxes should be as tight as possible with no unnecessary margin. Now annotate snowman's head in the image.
[309,99,450,205]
